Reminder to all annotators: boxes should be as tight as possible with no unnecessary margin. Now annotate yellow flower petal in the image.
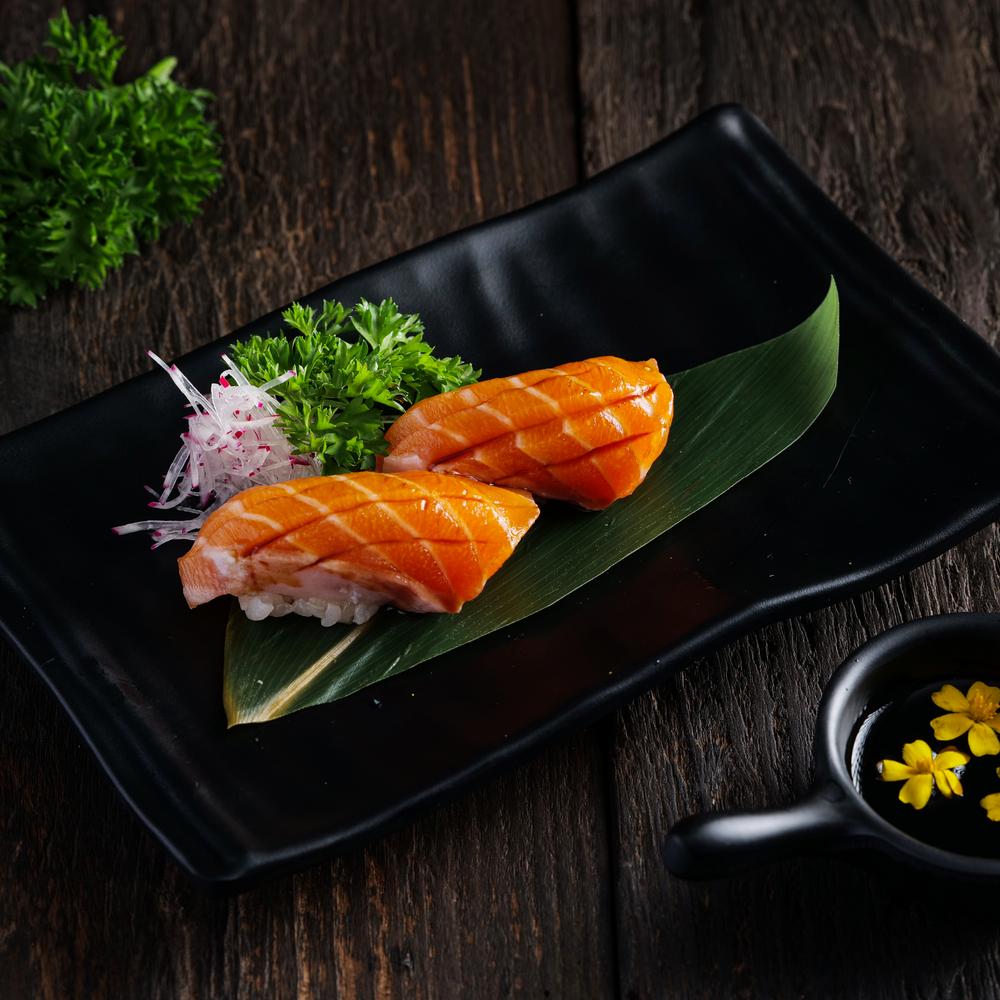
[930,713,974,741]
[982,793,1000,819]
[943,769,963,796]
[988,717,1000,734]
[988,807,1000,822]
[902,740,933,767]
[880,760,914,782]
[932,683,969,712]
[933,749,969,770]
[969,722,1000,757]
[934,771,952,797]
[900,774,933,809]
[968,681,1000,710]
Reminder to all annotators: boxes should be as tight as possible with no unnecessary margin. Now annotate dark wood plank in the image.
[577,0,1000,997]
[0,3,618,998]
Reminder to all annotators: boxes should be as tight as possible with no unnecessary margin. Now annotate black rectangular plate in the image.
[2,106,999,889]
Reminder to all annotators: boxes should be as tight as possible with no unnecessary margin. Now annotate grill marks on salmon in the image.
[381,356,674,509]
[178,471,539,615]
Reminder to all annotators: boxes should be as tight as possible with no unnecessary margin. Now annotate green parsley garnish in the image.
[231,297,480,474]
[0,10,222,307]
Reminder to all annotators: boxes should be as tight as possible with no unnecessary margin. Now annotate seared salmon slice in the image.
[381,357,673,509]
[178,471,539,620]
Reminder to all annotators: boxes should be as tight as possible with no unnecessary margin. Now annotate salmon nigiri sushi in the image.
[178,471,539,624]
[380,356,674,510]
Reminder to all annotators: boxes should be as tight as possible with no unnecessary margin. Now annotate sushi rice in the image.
[238,592,381,627]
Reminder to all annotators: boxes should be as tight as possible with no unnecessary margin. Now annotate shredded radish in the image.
[114,353,321,547]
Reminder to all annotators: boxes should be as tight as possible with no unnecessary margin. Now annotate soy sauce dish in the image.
[665,614,1000,882]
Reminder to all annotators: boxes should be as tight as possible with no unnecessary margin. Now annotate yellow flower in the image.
[979,767,1000,821]
[879,739,969,809]
[982,793,1000,821]
[930,681,1000,755]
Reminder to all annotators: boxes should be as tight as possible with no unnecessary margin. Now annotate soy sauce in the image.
[851,679,1000,858]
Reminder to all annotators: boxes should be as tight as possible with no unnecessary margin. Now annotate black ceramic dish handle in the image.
[664,784,852,879]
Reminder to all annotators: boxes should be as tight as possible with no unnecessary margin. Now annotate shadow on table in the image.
[652,854,1000,998]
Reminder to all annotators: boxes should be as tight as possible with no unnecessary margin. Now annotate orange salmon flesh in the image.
[380,356,673,509]
[178,471,539,615]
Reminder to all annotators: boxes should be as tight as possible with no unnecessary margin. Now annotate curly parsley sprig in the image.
[231,298,480,474]
[0,10,222,307]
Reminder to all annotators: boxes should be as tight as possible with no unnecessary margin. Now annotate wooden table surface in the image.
[3,1,1000,997]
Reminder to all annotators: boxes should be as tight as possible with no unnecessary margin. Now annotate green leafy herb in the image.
[0,10,222,307]
[230,297,480,474]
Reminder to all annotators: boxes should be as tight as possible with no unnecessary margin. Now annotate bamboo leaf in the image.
[224,278,840,725]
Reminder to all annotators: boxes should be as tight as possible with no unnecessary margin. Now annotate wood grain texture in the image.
[577,0,1000,997]
[0,3,616,999]
[4,0,1000,997]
